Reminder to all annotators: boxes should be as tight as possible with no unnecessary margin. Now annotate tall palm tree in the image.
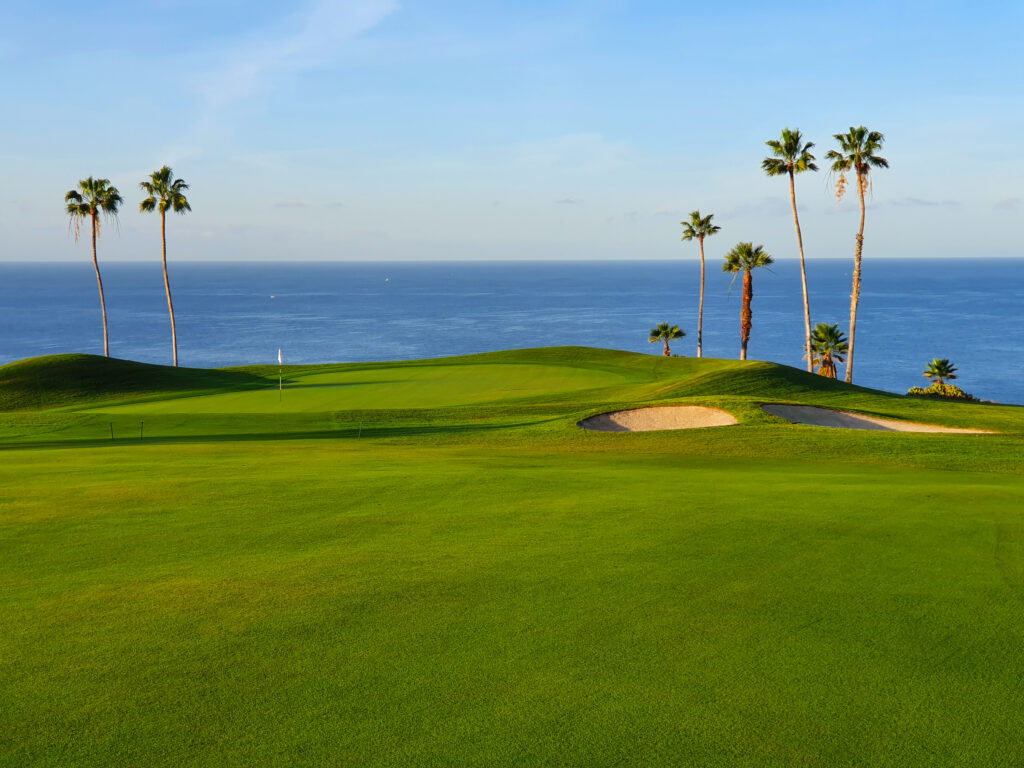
[825,126,888,384]
[140,166,191,367]
[923,358,957,386]
[807,322,848,379]
[721,243,773,361]
[65,177,123,357]
[680,211,721,358]
[648,322,685,357]
[762,128,817,371]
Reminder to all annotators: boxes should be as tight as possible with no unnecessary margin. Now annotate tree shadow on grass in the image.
[0,419,556,451]
[276,380,405,390]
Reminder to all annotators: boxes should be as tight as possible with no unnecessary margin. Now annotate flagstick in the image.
[278,348,283,402]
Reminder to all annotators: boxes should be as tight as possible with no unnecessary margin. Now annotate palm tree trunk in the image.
[663,339,670,356]
[697,236,705,358]
[740,270,752,361]
[821,355,835,379]
[789,171,812,372]
[161,212,178,366]
[845,171,866,383]
[91,214,109,357]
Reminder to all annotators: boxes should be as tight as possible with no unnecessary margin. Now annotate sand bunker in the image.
[762,404,992,434]
[578,406,737,432]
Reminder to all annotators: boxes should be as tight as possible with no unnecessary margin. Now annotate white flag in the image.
[278,348,282,365]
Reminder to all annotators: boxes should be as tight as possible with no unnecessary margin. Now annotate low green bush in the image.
[907,382,977,401]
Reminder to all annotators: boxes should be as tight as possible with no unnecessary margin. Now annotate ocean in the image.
[1,259,1021,404]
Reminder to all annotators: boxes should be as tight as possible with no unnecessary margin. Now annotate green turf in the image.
[80,361,633,412]
[1,348,1023,766]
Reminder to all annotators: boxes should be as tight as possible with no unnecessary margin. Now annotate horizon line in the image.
[3,255,1024,266]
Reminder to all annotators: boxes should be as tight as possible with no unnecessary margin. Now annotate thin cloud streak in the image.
[889,197,960,208]
[164,0,397,163]
[199,0,399,108]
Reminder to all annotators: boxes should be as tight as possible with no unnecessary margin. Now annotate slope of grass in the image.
[0,354,267,412]
[2,347,1023,767]
[0,347,1017,447]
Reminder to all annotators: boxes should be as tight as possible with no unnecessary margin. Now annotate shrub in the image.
[906,382,977,402]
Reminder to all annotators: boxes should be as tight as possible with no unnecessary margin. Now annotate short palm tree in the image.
[65,177,123,357]
[721,243,773,361]
[923,358,957,385]
[807,322,848,379]
[680,211,720,358]
[140,166,191,367]
[648,322,685,357]
[762,128,817,371]
[825,126,888,384]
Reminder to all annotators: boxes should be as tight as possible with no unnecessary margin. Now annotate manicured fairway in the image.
[2,348,1023,766]
[81,361,633,412]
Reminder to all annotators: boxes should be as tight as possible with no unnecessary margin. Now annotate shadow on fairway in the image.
[0,419,556,451]
[277,380,406,389]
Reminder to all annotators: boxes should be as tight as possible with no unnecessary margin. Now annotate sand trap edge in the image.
[761,403,995,434]
[578,405,738,432]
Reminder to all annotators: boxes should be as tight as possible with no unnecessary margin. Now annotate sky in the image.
[2,0,1022,262]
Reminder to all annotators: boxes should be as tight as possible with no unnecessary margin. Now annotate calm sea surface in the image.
[1,259,1021,404]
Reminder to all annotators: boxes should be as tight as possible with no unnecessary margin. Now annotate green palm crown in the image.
[923,359,958,384]
[761,128,818,177]
[722,242,773,273]
[824,126,888,200]
[64,177,123,240]
[139,166,191,215]
[681,210,720,242]
[649,323,685,343]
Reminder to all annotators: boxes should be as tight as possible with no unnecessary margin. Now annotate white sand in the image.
[578,406,738,432]
[762,404,993,434]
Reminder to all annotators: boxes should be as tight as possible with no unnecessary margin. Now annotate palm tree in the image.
[680,211,721,358]
[65,177,123,357]
[825,126,888,384]
[721,243,773,361]
[923,358,957,385]
[648,322,685,357]
[140,166,191,366]
[762,128,817,372]
[807,322,848,379]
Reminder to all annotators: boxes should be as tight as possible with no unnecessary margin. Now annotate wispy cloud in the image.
[889,197,960,208]
[652,204,686,217]
[995,197,1020,211]
[556,197,583,205]
[512,134,631,174]
[199,0,398,108]
[165,0,396,163]
[725,197,798,217]
[274,200,347,209]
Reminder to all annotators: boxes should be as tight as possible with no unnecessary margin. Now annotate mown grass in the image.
[1,348,1023,766]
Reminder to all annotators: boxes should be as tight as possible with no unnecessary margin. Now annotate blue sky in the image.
[2,0,1022,261]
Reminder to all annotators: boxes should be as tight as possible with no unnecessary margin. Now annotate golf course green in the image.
[2,347,1023,766]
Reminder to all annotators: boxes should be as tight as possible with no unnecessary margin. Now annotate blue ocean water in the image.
[1,259,1021,404]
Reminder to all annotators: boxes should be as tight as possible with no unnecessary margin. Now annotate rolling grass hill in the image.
[0,354,267,411]
[2,348,1023,767]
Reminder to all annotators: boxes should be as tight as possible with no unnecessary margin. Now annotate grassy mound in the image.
[0,347,1015,443]
[0,354,267,411]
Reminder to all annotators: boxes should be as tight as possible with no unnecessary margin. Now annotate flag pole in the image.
[278,348,283,401]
